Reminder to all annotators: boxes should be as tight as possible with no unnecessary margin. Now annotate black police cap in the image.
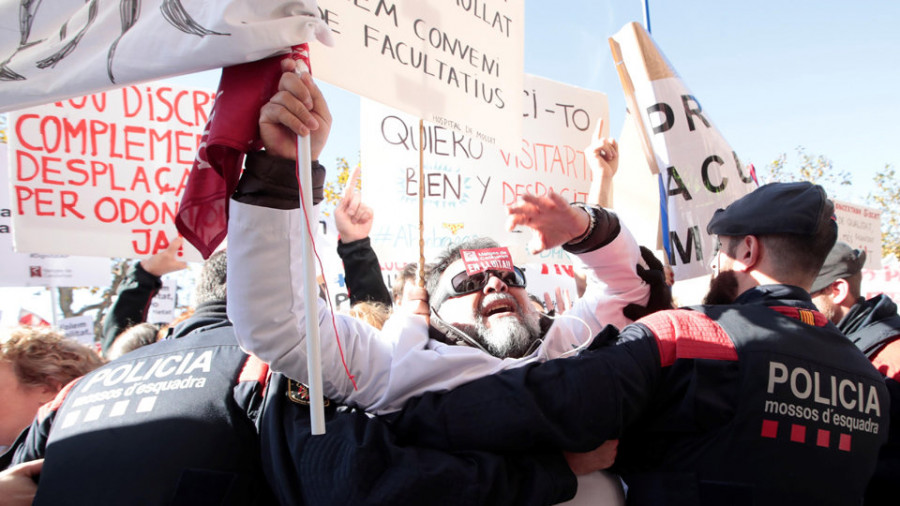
[707,182,834,236]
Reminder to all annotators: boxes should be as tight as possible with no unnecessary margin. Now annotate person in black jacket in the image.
[391,182,890,506]
[100,236,187,356]
[334,165,393,309]
[810,241,900,505]
[11,250,279,505]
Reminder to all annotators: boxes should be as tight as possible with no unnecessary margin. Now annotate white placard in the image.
[1,143,111,287]
[861,260,900,301]
[59,314,96,346]
[316,0,524,147]
[522,263,578,308]
[834,199,883,270]
[361,74,608,265]
[8,83,213,261]
[611,23,757,281]
[0,1,330,112]
[147,278,177,324]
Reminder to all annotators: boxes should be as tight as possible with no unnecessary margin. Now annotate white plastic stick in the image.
[293,44,326,435]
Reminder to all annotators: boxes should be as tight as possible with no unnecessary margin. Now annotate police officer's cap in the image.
[810,241,866,293]
[707,182,834,237]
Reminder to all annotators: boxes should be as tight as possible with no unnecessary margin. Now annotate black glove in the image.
[587,324,621,351]
[622,246,673,321]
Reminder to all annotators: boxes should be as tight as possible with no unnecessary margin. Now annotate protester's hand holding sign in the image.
[259,58,332,161]
[399,285,431,318]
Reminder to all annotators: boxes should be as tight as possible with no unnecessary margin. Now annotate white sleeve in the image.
[226,200,527,414]
[227,200,394,405]
[536,224,650,359]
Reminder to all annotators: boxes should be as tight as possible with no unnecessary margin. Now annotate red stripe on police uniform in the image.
[239,354,270,385]
[768,306,829,327]
[761,419,779,439]
[872,338,900,382]
[639,310,738,367]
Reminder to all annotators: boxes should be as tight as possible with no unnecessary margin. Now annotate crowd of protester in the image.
[0,56,897,506]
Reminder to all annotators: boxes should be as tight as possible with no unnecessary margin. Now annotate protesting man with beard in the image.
[390,182,890,505]
[810,242,900,505]
[227,77,653,415]
[227,57,664,503]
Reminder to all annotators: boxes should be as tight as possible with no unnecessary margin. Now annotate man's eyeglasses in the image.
[446,267,527,296]
[430,266,527,311]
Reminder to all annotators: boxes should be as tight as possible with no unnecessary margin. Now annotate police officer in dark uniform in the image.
[391,182,890,506]
[810,241,900,505]
[10,250,279,506]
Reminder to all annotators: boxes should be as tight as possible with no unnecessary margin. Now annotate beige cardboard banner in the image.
[360,73,608,265]
[834,199,883,270]
[610,22,756,281]
[315,0,524,148]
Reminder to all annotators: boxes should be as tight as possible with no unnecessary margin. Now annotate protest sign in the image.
[59,315,96,346]
[0,251,112,288]
[522,263,578,309]
[316,0,524,147]
[361,73,608,265]
[862,261,900,301]
[8,83,214,261]
[147,279,177,325]
[610,22,757,281]
[1,143,111,287]
[0,0,331,112]
[834,199,883,270]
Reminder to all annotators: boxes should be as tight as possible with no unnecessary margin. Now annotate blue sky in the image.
[156,0,900,201]
[3,0,899,323]
[548,1,900,201]
[307,1,900,203]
